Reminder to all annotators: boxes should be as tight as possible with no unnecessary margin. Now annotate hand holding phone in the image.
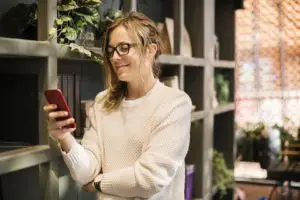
[44,89,76,129]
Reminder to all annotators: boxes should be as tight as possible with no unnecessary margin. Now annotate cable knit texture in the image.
[62,80,192,200]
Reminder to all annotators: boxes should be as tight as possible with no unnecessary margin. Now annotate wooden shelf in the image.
[0,145,58,175]
[56,44,102,61]
[213,103,235,115]
[0,37,51,57]
[57,45,205,66]
[158,54,205,66]
[0,0,237,199]
[191,110,205,122]
[213,60,235,69]
[0,37,206,67]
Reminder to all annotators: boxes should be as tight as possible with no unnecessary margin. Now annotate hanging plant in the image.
[47,0,102,63]
[49,0,101,44]
[48,1,124,64]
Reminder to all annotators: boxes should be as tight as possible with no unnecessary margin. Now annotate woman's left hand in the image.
[82,181,97,192]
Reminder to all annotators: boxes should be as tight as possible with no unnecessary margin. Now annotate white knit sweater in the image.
[62,80,192,200]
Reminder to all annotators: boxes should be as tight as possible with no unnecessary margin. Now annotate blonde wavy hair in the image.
[100,11,163,112]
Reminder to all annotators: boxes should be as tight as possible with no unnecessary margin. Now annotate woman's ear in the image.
[147,43,158,58]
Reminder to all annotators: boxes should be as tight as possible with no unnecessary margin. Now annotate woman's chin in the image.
[117,74,130,82]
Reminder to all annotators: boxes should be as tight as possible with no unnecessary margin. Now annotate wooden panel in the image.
[184,67,204,111]
[215,0,235,60]
[214,60,235,69]
[0,145,57,175]
[0,74,39,145]
[136,0,172,22]
[214,111,235,168]
[214,103,235,115]
[0,37,51,57]
[174,0,184,55]
[158,54,205,66]
[185,0,204,57]
[123,0,137,12]
[185,120,204,198]
[202,0,215,198]
[1,166,40,200]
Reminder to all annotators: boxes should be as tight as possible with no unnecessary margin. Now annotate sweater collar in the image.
[122,79,160,107]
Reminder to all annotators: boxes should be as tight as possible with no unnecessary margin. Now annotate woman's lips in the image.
[116,64,129,69]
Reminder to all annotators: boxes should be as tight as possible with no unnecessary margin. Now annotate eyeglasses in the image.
[106,42,137,58]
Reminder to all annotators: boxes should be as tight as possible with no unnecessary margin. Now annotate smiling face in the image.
[107,25,156,83]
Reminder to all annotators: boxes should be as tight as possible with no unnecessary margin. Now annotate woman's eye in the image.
[119,44,129,53]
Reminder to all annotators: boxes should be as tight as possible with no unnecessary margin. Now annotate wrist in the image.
[58,133,75,152]
[57,132,72,142]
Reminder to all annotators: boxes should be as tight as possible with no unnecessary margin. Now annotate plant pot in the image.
[237,137,254,161]
[253,137,270,169]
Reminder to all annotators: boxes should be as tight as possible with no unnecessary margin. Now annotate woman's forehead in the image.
[109,25,134,46]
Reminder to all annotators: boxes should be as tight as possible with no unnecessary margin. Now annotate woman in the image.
[43,11,192,200]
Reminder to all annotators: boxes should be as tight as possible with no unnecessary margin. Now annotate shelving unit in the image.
[0,0,238,200]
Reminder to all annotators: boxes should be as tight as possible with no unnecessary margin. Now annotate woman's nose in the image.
[111,51,121,60]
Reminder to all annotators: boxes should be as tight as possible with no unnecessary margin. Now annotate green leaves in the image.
[48,27,57,39]
[68,43,103,64]
[69,43,91,57]
[212,150,234,198]
[73,11,99,28]
[47,0,111,64]
[65,27,77,41]
[57,0,101,11]
[99,9,123,36]
[50,0,102,44]
[57,0,79,11]
[81,0,101,6]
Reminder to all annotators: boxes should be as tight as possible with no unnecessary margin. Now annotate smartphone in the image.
[44,89,76,129]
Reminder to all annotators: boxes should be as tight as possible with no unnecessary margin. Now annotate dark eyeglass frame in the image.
[106,42,137,58]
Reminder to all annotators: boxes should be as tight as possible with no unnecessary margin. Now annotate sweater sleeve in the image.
[62,103,102,185]
[100,93,192,198]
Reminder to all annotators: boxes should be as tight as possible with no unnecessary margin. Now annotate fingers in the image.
[43,104,57,112]
[48,111,69,121]
[47,117,76,139]
[47,118,75,131]
[55,118,75,129]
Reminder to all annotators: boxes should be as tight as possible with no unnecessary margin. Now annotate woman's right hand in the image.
[43,104,76,141]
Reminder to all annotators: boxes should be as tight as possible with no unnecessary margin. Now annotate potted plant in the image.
[212,150,234,200]
[47,0,123,64]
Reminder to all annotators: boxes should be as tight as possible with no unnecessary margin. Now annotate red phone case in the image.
[44,89,76,129]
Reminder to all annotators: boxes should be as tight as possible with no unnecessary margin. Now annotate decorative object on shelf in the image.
[185,164,195,200]
[212,89,219,109]
[213,34,219,60]
[214,73,230,104]
[157,17,192,57]
[212,150,234,200]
